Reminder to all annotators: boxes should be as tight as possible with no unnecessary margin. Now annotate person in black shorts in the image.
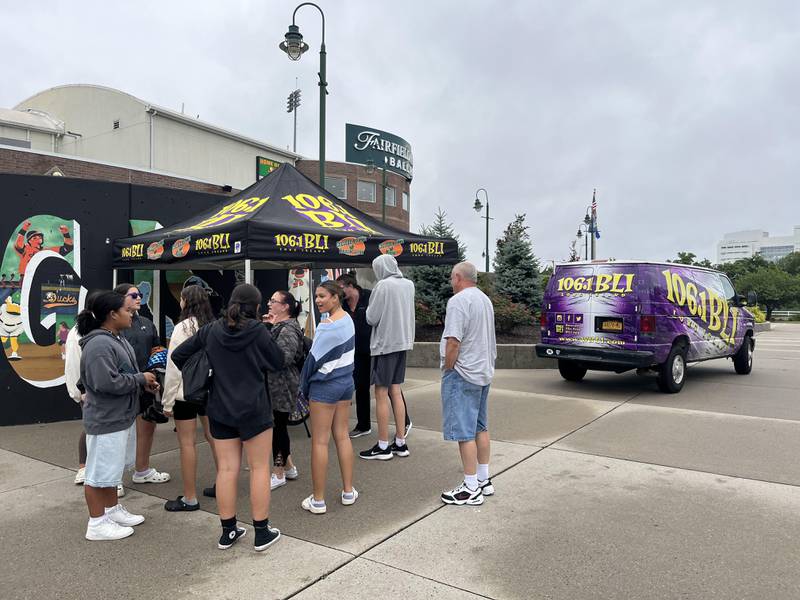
[172,284,284,552]
[161,285,218,512]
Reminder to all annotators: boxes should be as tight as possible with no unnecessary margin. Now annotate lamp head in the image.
[584,213,591,225]
[576,229,583,238]
[280,24,309,60]
[473,198,483,212]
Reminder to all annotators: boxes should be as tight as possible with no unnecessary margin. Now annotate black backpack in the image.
[181,323,215,407]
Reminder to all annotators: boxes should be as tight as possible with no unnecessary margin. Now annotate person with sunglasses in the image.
[114,284,171,487]
[263,290,303,490]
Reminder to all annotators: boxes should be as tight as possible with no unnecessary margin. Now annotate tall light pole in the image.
[366,157,389,223]
[280,3,327,186]
[473,188,492,273]
[576,223,589,260]
[286,86,301,153]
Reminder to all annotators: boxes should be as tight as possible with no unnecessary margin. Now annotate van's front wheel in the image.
[558,360,587,382]
[657,344,687,393]
[733,334,754,375]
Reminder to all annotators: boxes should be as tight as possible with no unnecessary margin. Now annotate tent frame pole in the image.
[112,269,118,288]
[245,259,253,285]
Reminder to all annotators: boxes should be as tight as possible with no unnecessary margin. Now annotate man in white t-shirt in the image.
[439,262,497,506]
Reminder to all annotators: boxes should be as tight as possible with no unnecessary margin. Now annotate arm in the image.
[13,221,29,255]
[365,283,384,326]
[56,225,73,256]
[444,337,461,371]
[84,346,146,396]
[275,325,301,367]
[170,326,205,370]
[64,329,83,403]
[161,322,189,412]
[260,328,286,372]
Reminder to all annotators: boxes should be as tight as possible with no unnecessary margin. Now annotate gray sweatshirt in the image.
[79,329,145,435]
[366,254,416,355]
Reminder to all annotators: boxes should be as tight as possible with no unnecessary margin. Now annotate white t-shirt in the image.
[440,286,497,386]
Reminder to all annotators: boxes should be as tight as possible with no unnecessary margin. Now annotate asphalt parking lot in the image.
[1,323,799,599]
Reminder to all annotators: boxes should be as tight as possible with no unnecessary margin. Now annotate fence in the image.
[771,310,800,321]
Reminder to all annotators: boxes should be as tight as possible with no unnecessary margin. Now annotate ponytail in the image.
[276,290,302,319]
[224,284,261,330]
[76,291,124,336]
[76,309,100,336]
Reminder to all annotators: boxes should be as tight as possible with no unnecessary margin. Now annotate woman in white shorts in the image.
[78,291,160,541]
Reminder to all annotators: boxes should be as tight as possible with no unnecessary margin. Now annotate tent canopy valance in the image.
[112,164,458,270]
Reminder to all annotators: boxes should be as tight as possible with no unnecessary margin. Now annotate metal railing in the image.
[771,310,800,321]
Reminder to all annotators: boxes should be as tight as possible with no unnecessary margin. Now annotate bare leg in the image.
[374,385,390,441]
[332,400,354,493]
[135,415,156,472]
[214,437,242,520]
[388,384,406,439]
[243,428,273,521]
[78,431,87,468]
[199,416,219,469]
[175,418,198,501]
[458,440,478,477]
[310,401,336,501]
[85,486,118,517]
[476,430,491,466]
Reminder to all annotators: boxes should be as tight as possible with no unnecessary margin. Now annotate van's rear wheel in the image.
[558,360,587,382]
[733,334,754,375]
[657,344,687,393]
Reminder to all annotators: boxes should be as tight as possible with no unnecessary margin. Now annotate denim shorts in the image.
[84,421,136,488]
[308,379,354,404]
[441,369,490,441]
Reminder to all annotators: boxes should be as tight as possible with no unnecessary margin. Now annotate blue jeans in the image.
[441,369,489,442]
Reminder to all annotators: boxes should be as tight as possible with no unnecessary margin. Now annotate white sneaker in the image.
[105,504,145,527]
[301,495,327,514]
[284,466,299,480]
[85,517,134,541]
[270,473,287,490]
[341,488,359,506]
[117,485,125,498]
[74,467,85,485]
[132,469,171,484]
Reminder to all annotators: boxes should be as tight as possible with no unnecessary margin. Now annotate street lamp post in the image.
[473,188,492,273]
[576,223,589,260]
[280,3,327,186]
[366,158,389,223]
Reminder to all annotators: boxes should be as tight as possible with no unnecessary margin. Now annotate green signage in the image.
[256,156,281,181]
[345,124,413,180]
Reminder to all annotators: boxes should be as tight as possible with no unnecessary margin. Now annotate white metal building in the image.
[9,84,299,189]
[717,227,800,264]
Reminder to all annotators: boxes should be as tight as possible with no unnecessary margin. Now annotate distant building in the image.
[717,227,800,264]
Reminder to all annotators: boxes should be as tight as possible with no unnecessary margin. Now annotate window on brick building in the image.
[325,176,347,200]
[385,186,396,207]
[357,180,376,203]
[402,191,409,211]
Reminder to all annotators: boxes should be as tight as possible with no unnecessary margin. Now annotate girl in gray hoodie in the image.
[78,291,159,541]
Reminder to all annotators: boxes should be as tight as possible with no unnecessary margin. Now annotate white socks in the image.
[464,473,479,491]
[477,463,490,482]
[88,515,105,526]
[378,440,389,450]
[395,436,406,447]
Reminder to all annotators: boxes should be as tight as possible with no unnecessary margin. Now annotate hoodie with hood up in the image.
[79,329,145,435]
[171,318,284,427]
[366,254,415,356]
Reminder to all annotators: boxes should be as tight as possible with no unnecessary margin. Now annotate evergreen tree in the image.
[409,208,467,325]
[493,214,542,313]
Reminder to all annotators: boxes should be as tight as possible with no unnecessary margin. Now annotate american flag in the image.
[591,189,597,217]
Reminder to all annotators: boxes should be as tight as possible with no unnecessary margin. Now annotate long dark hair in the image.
[114,283,136,296]
[318,280,344,308]
[224,283,261,330]
[179,285,215,333]
[76,291,125,336]
[275,290,302,319]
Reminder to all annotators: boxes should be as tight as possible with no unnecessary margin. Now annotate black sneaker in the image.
[479,478,495,496]
[359,444,393,460]
[389,442,410,457]
[349,427,372,439]
[164,496,200,512]
[441,482,484,506]
[203,484,216,498]
[254,524,281,552]
[218,526,246,550]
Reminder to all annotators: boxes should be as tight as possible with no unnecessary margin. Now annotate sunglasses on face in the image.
[127,292,143,300]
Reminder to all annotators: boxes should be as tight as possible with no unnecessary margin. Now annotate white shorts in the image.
[84,422,136,488]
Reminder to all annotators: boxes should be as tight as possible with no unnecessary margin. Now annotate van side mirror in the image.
[747,291,758,306]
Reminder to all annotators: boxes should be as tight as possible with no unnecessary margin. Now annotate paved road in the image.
[1,324,799,599]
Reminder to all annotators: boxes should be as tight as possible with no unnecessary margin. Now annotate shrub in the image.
[491,293,533,333]
[415,301,440,327]
[747,305,767,323]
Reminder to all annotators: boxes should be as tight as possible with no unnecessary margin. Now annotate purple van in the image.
[535,261,756,393]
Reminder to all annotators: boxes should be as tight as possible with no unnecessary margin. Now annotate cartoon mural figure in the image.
[1,297,24,361]
[14,221,73,278]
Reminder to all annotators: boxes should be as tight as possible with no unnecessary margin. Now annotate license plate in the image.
[596,318,623,333]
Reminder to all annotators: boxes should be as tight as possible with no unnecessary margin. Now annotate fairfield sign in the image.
[345,124,413,180]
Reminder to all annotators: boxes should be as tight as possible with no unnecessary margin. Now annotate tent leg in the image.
[152,270,161,341]
[245,259,252,284]
[112,269,118,288]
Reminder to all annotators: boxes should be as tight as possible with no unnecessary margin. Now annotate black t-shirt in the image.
[122,313,160,371]
[342,288,372,356]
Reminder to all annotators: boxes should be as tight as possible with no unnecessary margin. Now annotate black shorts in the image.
[209,418,272,442]
[371,351,407,387]
[172,401,207,420]
[138,391,155,415]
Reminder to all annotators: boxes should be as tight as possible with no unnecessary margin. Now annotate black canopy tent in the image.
[112,163,458,271]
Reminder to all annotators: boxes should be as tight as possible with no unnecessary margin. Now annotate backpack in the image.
[181,324,215,408]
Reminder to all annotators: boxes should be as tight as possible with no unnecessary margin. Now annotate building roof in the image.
[0,107,65,134]
[14,84,301,160]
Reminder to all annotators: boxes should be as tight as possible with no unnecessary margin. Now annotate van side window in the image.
[719,275,737,304]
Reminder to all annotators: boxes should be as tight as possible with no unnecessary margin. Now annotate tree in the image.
[568,240,580,262]
[493,214,542,314]
[716,255,771,287]
[777,252,800,276]
[696,258,713,268]
[736,268,800,320]
[409,208,467,325]
[673,251,697,265]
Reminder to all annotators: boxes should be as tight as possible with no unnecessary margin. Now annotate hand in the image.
[164,410,173,418]
[143,372,159,392]
[22,220,31,230]
[59,225,69,234]
[262,313,276,324]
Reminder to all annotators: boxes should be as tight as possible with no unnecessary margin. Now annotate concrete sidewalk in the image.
[3,328,800,599]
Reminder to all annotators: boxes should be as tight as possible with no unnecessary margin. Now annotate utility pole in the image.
[286,86,301,153]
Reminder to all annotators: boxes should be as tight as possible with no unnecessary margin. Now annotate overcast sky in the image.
[3,1,798,268]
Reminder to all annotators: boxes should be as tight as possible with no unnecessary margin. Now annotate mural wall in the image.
[0,174,223,426]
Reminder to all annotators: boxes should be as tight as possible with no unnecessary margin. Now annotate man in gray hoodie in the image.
[360,254,415,461]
